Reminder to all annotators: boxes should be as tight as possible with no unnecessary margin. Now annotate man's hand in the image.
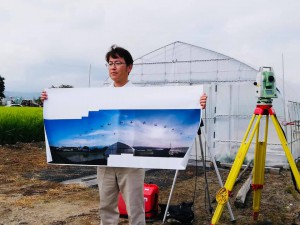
[40,91,48,102]
[200,93,207,109]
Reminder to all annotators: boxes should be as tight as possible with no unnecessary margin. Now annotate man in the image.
[100,45,207,225]
[41,45,207,225]
[97,45,146,225]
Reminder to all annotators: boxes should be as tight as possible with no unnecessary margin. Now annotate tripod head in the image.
[253,67,277,105]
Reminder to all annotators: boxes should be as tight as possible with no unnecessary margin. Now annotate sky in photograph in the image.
[44,109,200,148]
[1,0,300,95]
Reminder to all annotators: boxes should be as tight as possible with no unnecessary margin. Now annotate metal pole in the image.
[162,170,179,223]
[202,130,236,222]
[282,54,287,131]
[89,64,91,88]
[198,132,213,214]
[282,53,290,151]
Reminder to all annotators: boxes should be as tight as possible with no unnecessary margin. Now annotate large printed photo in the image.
[43,86,203,169]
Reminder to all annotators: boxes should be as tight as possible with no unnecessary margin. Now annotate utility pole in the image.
[89,64,92,88]
[282,54,288,139]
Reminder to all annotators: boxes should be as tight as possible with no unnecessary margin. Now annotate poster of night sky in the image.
[43,86,202,169]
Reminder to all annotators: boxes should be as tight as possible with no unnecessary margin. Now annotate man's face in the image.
[108,56,132,85]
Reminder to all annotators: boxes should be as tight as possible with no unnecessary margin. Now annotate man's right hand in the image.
[40,91,48,102]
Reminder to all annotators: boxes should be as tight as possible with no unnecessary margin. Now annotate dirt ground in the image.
[0,142,300,225]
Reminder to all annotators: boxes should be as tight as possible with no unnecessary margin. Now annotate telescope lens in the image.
[268,76,275,82]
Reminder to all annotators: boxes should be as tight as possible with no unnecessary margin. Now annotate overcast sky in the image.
[1,0,300,94]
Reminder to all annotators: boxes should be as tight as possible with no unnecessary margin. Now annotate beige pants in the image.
[97,167,145,225]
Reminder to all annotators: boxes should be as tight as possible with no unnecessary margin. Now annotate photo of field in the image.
[44,109,200,165]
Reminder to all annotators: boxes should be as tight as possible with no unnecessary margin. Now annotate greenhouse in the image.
[104,41,300,167]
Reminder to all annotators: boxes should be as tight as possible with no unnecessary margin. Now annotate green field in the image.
[0,107,44,145]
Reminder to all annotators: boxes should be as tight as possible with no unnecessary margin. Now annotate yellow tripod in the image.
[211,104,300,225]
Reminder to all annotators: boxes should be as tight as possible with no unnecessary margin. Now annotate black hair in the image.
[105,45,133,66]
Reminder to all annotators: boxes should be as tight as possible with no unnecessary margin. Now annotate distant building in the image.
[21,99,39,107]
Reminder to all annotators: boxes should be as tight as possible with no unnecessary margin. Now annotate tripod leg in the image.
[252,141,266,220]
[270,115,300,191]
[162,170,179,223]
[252,115,268,220]
[198,133,213,214]
[211,114,262,225]
[202,131,236,222]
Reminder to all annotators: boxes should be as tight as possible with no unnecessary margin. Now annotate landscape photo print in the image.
[43,86,203,169]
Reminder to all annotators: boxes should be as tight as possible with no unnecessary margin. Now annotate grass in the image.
[0,107,44,144]
[285,184,300,200]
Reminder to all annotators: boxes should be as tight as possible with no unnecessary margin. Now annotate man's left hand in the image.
[200,93,207,109]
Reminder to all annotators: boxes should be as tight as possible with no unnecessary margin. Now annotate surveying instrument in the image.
[210,67,300,225]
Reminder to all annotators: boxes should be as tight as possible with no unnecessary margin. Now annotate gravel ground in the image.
[0,142,300,225]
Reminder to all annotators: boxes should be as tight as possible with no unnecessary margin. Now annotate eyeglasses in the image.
[105,61,126,67]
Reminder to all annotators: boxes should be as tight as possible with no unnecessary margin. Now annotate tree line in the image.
[0,75,5,101]
[0,75,73,106]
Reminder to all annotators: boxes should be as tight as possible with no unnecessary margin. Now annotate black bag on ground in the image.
[158,202,194,224]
